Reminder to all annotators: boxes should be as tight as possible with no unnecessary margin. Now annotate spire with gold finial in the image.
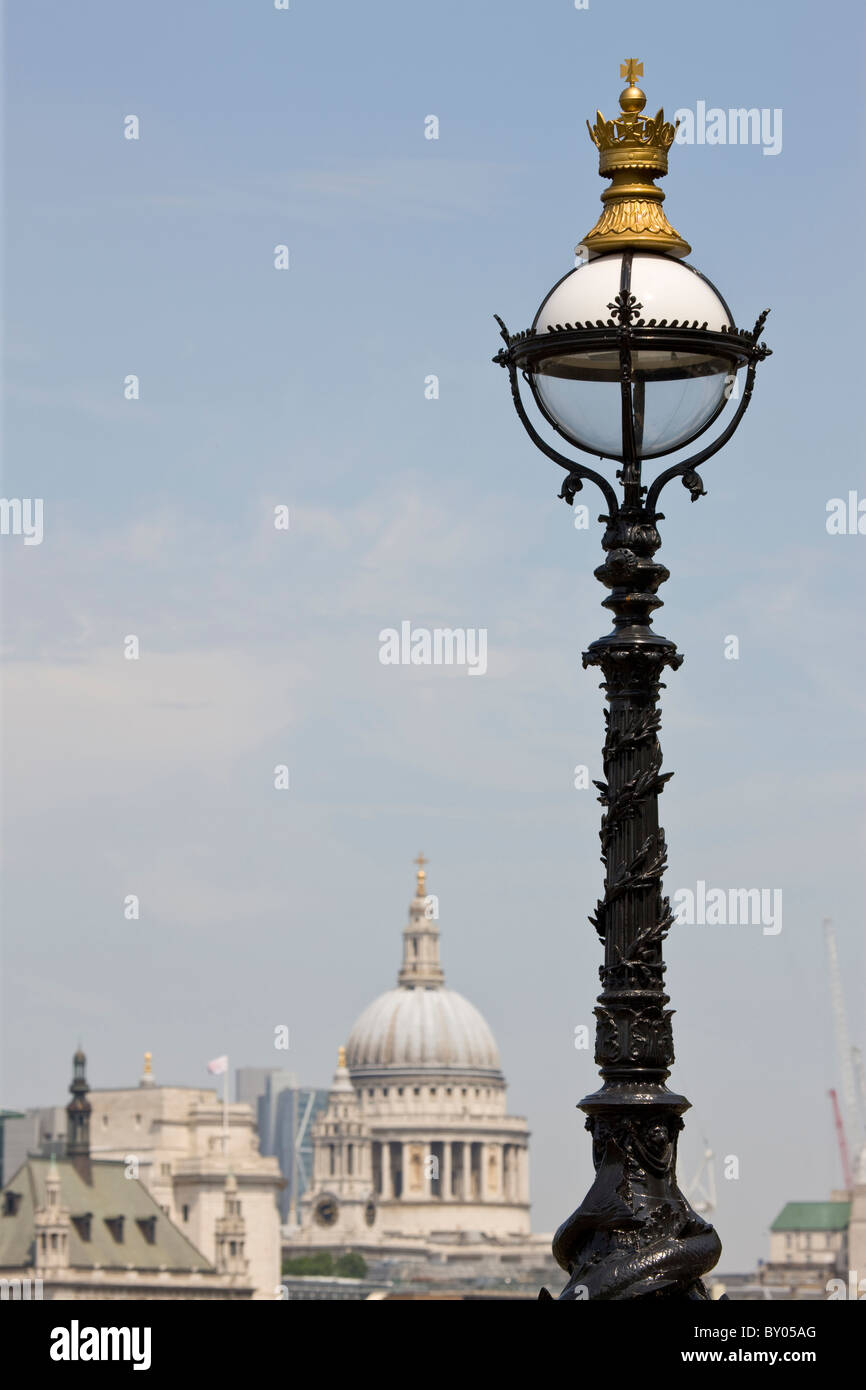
[399,854,444,989]
[140,1050,155,1088]
[580,59,690,259]
[414,851,427,899]
[330,1043,354,1093]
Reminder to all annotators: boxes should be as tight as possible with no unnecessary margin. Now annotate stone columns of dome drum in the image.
[399,1142,408,1200]
[442,1141,452,1200]
[452,1141,463,1199]
[381,1140,392,1200]
[510,1146,518,1202]
[488,1144,500,1200]
[462,1141,472,1200]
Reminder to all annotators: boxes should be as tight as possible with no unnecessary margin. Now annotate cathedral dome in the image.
[346,986,502,1078]
[345,856,503,1082]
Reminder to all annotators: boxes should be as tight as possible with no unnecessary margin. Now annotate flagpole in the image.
[223,1057,229,1157]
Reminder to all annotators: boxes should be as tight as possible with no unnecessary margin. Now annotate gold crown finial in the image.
[144,1051,152,1074]
[581,60,690,258]
[414,851,427,896]
[337,1045,347,1068]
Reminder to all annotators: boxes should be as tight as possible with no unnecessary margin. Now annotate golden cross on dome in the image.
[414,851,428,893]
[620,58,643,85]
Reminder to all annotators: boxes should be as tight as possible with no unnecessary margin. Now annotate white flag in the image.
[207,1056,228,1075]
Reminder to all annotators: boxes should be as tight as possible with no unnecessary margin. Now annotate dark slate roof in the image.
[770,1201,851,1233]
[0,1158,214,1272]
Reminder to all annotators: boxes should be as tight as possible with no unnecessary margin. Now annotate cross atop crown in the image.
[620,58,643,85]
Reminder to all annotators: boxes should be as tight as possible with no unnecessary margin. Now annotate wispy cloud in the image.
[31,159,524,230]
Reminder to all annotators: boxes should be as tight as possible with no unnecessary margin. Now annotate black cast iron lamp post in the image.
[493,60,771,1301]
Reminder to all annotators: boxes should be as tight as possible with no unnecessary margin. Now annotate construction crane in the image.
[852,1045,866,1137]
[685,1141,716,1214]
[828,1088,853,1190]
[823,919,861,1154]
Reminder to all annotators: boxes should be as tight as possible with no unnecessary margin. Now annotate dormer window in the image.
[72,1213,92,1241]
[104,1216,124,1243]
[136,1216,156,1245]
[3,1191,21,1217]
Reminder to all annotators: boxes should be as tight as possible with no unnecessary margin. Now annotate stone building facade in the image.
[0,1052,254,1300]
[765,1198,850,1280]
[85,1053,282,1300]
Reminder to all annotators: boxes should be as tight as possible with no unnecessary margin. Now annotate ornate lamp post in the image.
[493,60,771,1301]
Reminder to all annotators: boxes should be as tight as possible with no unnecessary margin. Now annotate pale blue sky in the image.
[2,0,865,1272]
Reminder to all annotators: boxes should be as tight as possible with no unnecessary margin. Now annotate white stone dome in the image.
[346,986,502,1080]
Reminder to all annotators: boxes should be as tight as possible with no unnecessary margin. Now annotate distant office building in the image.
[695,1162,866,1301]
[235,1069,272,1113]
[0,1111,24,1187]
[236,1067,327,1223]
[2,1107,67,1184]
[732,1189,858,1298]
[766,1198,850,1279]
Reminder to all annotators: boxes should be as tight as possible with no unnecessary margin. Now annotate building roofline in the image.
[769,1200,851,1232]
[86,1086,219,1094]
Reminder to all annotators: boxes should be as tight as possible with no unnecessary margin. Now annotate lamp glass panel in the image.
[533,358,733,459]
